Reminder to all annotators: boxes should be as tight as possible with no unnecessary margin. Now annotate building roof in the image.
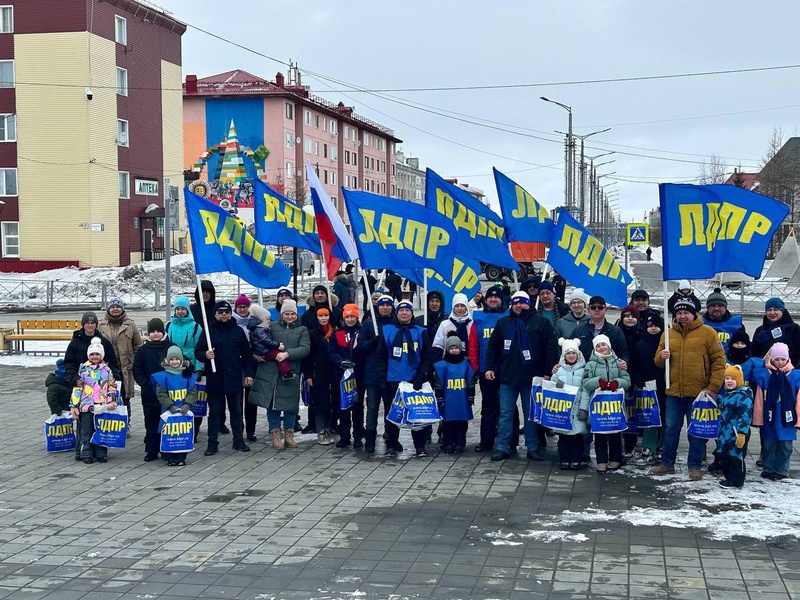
[723,171,758,189]
[104,0,186,34]
[185,69,402,143]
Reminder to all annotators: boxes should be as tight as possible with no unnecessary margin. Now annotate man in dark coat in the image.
[631,289,661,326]
[485,291,558,461]
[701,288,745,354]
[572,296,630,366]
[415,290,446,340]
[361,270,378,312]
[301,285,342,329]
[64,311,121,386]
[385,270,403,302]
[190,280,216,330]
[752,297,800,365]
[132,318,176,462]
[195,301,255,456]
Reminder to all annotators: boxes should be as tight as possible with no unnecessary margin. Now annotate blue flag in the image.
[185,188,292,288]
[659,183,789,280]
[251,179,321,253]
[425,168,518,269]
[342,188,458,275]
[548,208,632,307]
[493,168,555,243]
[396,256,482,309]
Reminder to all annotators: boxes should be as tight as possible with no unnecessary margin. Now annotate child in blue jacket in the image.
[433,333,476,454]
[152,346,197,466]
[716,364,753,488]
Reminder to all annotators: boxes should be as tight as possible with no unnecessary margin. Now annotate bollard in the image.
[101,283,107,308]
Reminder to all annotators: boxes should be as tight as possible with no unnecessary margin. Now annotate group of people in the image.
[45,275,800,485]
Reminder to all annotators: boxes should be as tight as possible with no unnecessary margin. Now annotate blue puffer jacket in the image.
[716,386,753,459]
[166,296,203,370]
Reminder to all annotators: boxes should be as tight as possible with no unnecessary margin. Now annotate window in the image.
[314,115,319,128]
[1,221,18,257]
[119,171,130,198]
[371,180,375,192]
[391,164,395,176]
[345,150,350,165]
[304,109,311,126]
[331,172,337,185]
[415,175,421,185]
[380,182,385,194]
[323,170,328,184]
[285,132,292,148]
[379,139,386,151]
[314,141,319,156]
[114,15,126,44]
[157,217,164,238]
[416,190,422,201]
[353,176,357,189]
[330,120,337,136]
[331,147,337,161]
[323,117,327,132]
[0,114,15,142]
[285,102,293,120]
[0,7,13,34]
[363,133,370,147]
[286,162,294,178]
[304,138,312,154]
[116,67,128,96]
[391,184,396,196]
[351,129,357,142]
[0,60,13,88]
[353,154,357,167]
[345,175,350,187]
[322,143,327,159]
[0,168,16,195]
[117,119,129,146]
[344,125,349,139]
[381,161,385,173]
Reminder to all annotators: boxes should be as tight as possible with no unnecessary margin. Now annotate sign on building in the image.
[135,179,159,196]
[626,223,649,245]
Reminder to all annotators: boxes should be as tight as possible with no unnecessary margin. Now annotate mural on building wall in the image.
[188,119,269,225]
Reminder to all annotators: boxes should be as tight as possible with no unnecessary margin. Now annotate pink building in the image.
[183,68,401,230]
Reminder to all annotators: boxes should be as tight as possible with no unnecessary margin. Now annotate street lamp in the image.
[541,96,573,212]
[557,128,611,224]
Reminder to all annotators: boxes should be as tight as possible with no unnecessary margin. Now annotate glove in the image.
[169,405,180,414]
[196,370,205,379]
[608,380,619,392]
[735,433,746,449]
[578,409,588,422]
[180,405,190,415]
[599,378,610,391]
[468,397,475,406]
[340,360,356,370]
[412,377,424,391]
[182,366,195,378]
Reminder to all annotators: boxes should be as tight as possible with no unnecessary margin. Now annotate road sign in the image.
[627,223,649,245]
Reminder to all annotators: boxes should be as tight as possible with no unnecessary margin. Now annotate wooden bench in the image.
[0,319,80,354]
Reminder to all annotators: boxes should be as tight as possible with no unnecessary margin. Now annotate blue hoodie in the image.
[166,297,203,370]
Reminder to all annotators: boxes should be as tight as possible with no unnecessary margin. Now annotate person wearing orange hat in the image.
[330,304,364,448]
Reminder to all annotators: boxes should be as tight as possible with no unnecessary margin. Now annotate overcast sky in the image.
[159,0,800,222]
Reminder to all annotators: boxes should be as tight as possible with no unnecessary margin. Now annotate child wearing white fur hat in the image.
[552,338,587,470]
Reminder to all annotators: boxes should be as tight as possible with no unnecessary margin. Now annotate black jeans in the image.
[594,432,623,464]
[207,390,244,447]
[365,384,392,432]
[558,434,584,464]
[243,386,257,438]
[442,421,468,447]
[142,404,161,457]
[339,385,365,441]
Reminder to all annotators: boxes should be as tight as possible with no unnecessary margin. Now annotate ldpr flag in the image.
[493,168,555,243]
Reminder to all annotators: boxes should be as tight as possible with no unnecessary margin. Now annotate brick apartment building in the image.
[0,0,185,271]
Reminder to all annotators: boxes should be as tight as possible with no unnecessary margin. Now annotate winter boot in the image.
[271,428,284,450]
[284,428,298,448]
[364,430,377,454]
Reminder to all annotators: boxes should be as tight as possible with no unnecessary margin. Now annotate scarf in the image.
[391,323,418,365]
[449,314,471,347]
[318,323,333,341]
[727,345,750,365]
[503,314,533,364]
[765,368,798,426]
[106,310,126,324]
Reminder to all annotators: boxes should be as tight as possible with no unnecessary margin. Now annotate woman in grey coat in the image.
[249,299,310,450]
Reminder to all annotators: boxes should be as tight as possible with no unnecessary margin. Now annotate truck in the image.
[482,241,547,280]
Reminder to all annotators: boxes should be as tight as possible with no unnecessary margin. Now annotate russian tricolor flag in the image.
[306,160,357,279]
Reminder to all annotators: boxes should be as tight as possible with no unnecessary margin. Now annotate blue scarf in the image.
[765,369,798,426]
[391,324,418,365]
[503,314,533,364]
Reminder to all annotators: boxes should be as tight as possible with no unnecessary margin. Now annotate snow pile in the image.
[484,528,588,545]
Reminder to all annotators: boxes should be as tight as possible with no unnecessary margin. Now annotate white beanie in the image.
[511,291,531,306]
[249,304,269,322]
[451,293,469,309]
[566,288,587,306]
[558,337,581,357]
[87,337,105,359]
[678,279,691,290]
[593,334,611,352]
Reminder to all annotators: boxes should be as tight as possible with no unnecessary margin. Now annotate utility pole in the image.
[164,178,171,322]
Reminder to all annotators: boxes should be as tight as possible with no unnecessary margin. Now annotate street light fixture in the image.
[540,96,573,212]
[556,128,611,224]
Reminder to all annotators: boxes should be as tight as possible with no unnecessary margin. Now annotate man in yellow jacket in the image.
[650,297,726,481]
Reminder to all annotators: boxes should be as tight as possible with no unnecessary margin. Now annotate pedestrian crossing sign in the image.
[627,223,649,245]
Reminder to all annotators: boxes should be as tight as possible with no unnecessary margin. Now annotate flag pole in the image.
[423,271,428,327]
[361,269,379,336]
[663,279,670,389]
[535,262,550,311]
[196,275,217,373]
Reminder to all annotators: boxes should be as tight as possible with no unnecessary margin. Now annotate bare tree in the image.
[757,126,798,255]
[696,154,727,184]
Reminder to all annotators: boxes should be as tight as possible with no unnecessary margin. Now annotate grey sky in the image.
[159,0,800,222]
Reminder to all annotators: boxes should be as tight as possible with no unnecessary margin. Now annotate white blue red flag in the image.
[306,160,357,279]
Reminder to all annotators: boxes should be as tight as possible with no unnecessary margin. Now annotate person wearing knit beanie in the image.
[559,337,581,358]
[107,298,125,311]
[765,297,786,313]
[87,337,105,360]
[234,294,251,308]
[342,304,359,319]
[769,342,790,362]
[281,299,298,316]
[673,297,697,318]
[147,318,165,335]
[706,288,727,309]
[592,334,612,355]
[511,291,531,306]
[723,364,744,389]
[620,305,640,320]
[81,311,98,325]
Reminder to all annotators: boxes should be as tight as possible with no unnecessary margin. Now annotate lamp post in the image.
[589,158,614,227]
[557,129,610,224]
[541,96,573,212]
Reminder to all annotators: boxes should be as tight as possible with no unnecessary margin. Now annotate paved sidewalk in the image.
[1,363,799,600]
